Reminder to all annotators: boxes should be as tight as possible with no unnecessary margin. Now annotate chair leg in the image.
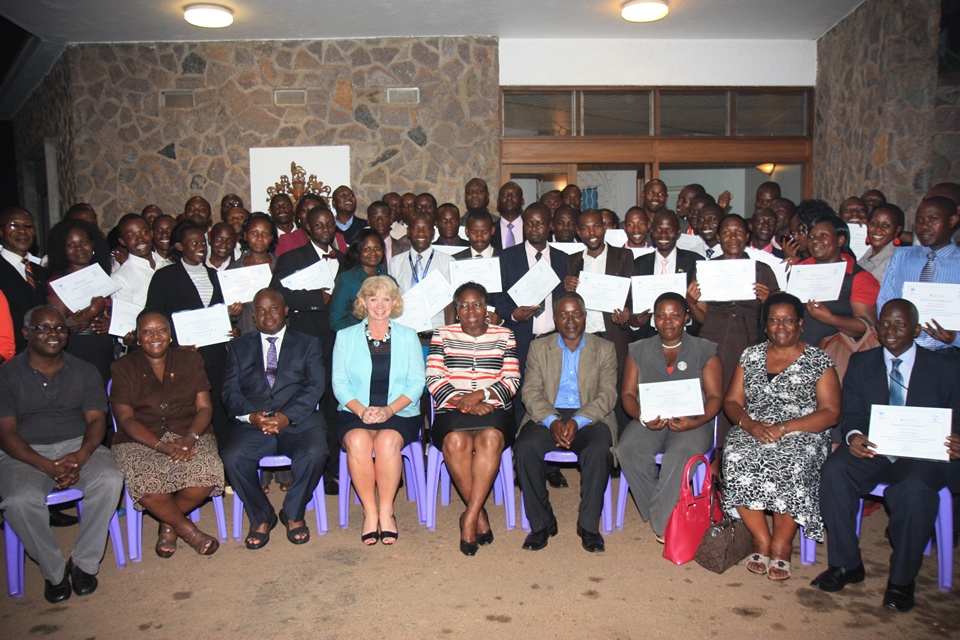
[405,442,427,525]
[500,447,516,531]
[615,474,630,531]
[307,475,328,535]
[440,463,451,506]
[425,446,443,531]
[212,495,228,542]
[108,512,127,569]
[520,491,530,532]
[798,526,816,566]
[232,492,244,541]
[936,486,953,592]
[601,477,613,536]
[338,450,350,529]
[125,490,142,562]
[4,520,25,598]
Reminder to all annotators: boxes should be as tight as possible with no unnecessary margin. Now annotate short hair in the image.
[296,194,328,217]
[354,275,404,320]
[870,203,905,229]
[345,228,385,269]
[24,304,64,329]
[135,308,171,330]
[757,181,782,197]
[65,203,96,218]
[523,202,551,219]
[367,200,390,216]
[922,195,959,215]
[306,205,333,226]
[577,209,603,225]
[809,213,851,254]
[720,213,748,232]
[690,194,716,207]
[599,208,620,226]
[168,220,207,262]
[652,210,681,228]
[117,212,144,229]
[453,282,488,308]
[653,292,689,315]
[253,287,285,306]
[762,292,804,324]
[796,199,836,233]
[46,218,111,276]
[416,193,438,208]
[880,298,919,326]
[553,290,585,312]
[241,212,278,253]
[464,208,494,227]
[683,183,706,195]
[438,202,460,215]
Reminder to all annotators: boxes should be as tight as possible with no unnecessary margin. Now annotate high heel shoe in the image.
[477,529,494,546]
[460,538,479,556]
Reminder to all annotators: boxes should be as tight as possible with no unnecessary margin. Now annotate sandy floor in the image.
[1,472,957,640]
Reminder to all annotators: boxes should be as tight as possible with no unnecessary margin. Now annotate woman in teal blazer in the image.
[332,275,425,546]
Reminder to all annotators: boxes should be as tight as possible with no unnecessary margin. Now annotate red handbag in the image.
[662,454,723,565]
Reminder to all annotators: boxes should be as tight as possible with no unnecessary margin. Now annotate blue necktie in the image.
[265,337,278,389]
[889,358,905,406]
[505,222,516,248]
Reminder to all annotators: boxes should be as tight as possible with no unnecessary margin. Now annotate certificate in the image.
[549,242,586,255]
[432,244,464,256]
[448,257,503,293]
[638,379,705,423]
[604,229,628,248]
[745,247,789,290]
[279,260,335,292]
[847,223,871,260]
[395,294,433,333]
[171,304,233,347]
[902,282,960,331]
[217,263,273,304]
[107,298,142,338]
[396,270,453,332]
[49,264,119,313]
[629,246,656,259]
[676,234,706,257]
[786,262,846,302]
[869,404,952,462]
[578,271,631,313]
[631,273,688,314]
[508,257,561,307]
[695,259,756,302]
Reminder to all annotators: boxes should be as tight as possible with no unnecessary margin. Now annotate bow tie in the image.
[322,252,336,260]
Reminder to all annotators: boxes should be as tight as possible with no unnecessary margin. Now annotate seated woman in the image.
[329,229,386,332]
[426,283,521,556]
[722,292,841,581]
[110,310,225,557]
[616,293,723,543]
[332,276,425,546]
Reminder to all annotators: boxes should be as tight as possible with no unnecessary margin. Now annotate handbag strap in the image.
[679,454,711,502]
[707,474,722,524]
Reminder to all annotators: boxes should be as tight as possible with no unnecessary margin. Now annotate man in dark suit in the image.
[453,209,500,261]
[491,182,524,252]
[811,299,960,612]
[271,206,343,494]
[0,207,48,354]
[220,289,328,549]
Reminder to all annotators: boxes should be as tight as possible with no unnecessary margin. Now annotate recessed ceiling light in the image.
[621,0,669,23]
[184,4,234,29]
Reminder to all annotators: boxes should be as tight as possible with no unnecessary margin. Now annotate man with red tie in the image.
[0,207,48,353]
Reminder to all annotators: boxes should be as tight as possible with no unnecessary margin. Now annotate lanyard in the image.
[408,249,434,285]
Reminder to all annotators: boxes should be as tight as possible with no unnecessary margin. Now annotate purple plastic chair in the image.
[5,488,126,598]
[615,418,718,531]
[337,441,427,529]
[520,450,614,535]
[424,444,516,531]
[231,456,328,540]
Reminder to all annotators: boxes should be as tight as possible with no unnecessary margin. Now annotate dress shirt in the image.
[749,242,775,254]
[388,246,453,329]
[656,247,678,275]
[237,325,287,424]
[524,242,555,335]
[335,216,355,232]
[0,247,40,280]
[383,235,395,264]
[309,241,340,280]
[581,245,608,334]
[469,245,495,259]
[846,343,917,443]
[205,257,231,272]
[544,334,591,429]
[499,216,523,248]
[111,252,164,306]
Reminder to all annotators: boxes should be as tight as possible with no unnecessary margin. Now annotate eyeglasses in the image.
[5,222,35,232]
[556,311,586,321]
[766,317,798,327]
[31,325,69,335]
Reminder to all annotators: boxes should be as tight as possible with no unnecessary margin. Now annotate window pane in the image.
[659,92,727,136]
[503,92,573,136]
[735,92,807,136]
[582,92,651,135]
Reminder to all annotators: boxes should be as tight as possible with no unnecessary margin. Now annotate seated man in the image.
[811,299,960,612]
[515,292,617,553]
[0,305,123,602]
[221,289,329,549]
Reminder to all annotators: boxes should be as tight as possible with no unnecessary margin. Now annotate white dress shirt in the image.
[310,241,340,281]
[1,247,40,280]
[111,252,165,307]
[581,245,608,334]
[656,247,678,275]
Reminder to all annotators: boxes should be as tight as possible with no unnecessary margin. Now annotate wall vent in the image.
[387,87,420,105]
[274,89,306,106]
[162,91,195,109]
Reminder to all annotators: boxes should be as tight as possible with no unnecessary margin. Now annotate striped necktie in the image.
[505,222,516,248]
[22,258,36,289]
[919,251,936,282]
[265,337,278,388]
[889,359,905,406]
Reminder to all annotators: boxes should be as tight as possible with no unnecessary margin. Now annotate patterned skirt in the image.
[112,432,225,510]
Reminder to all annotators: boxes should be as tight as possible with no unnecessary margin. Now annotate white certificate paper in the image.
[604,229,628,248]
[638,379,705,422]
[629,246,656,259]
[848,223,871,260]
[869,404,952,462]
[396,270,453,332]
[786,262,846,302]
[107,298,142,338]
[431,244,464,256]
[49,264,119,313]
[508,258,561,308]
[578,271,631,313]
[695,259,756,302]
[171,304,232,348]
[448,257,503,293]
[676,234,707,257]
[631,273,688,314]
[279,260,335,292]
[395,294,433,333]
[902,282,960,331]
[549,242,587,255]
[745,247,789,290]
[217,263,273,304]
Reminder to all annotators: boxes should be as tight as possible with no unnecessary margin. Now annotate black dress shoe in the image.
[44,570,71,604]
[576,525,605,553]
[522,518,558,551]
[883,581,915,612]
[546,471,568,488]
[459,539,479,556]
[68,561,98,596]
[324,478,339,496]
[477,529,494,546]
[809,564,865,592]
[49,509,79,528]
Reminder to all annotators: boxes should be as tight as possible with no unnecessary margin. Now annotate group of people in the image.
[0,175,958,615]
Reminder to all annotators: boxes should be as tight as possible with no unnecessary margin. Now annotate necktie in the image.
[919,251,936,282]
[22,258,36,289]
[889,358,905,406]
[414,253,423,281]
[505,222,516,248]
[660,259,669,275]
[705,248,714,259]
[322,252,336,260]
[533,251,544,317]
[265,337,278,389]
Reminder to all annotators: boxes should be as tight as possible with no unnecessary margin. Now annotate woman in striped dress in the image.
[426,283,521,556]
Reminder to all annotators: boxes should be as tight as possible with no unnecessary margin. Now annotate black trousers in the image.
[220,423,328,527]
[819,446,955,585]
[515,411,612,534]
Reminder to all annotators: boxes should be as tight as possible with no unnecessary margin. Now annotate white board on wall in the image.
[248,146,351,213]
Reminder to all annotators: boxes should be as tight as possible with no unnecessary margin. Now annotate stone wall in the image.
[932,83,960,183]
[814,0,941,221]
[15,37,500,228]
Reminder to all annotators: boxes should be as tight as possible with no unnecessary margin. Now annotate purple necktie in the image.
[265,336,278,388]
[505,222,516,248]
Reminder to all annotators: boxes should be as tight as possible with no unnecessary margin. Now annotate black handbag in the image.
[694,475,754,574]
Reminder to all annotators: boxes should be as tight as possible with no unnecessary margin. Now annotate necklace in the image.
[661,341,682,349]
[364,322,391,347]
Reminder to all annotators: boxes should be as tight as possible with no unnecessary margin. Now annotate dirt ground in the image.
[1,471,957,640]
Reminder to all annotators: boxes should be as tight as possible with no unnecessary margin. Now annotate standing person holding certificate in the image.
[329,229,386,332]
[812,299,960,612]
[686,214,779,449]
[225,213,278,336]
[616,293,723,543]
[857,203,904,282]
[723,292,842,581]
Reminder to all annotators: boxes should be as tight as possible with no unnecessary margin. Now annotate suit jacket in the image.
[520,333,619,445]
[145,261,226,368]
[490,215,520,252]
[492,244,568,368]
[222,328,325,435]
[0,257,48,353]
[383,235,411,264]
[632,248,701,339]
[453,246,500,261]
[270,243,343,350]
[567,244,634,368]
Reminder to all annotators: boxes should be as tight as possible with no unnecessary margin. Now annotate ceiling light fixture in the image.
[184,4,234,29]
[621,0,669,23]
[756,163,776,175]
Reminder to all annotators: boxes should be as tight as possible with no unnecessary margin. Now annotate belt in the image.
[532,331,556,341]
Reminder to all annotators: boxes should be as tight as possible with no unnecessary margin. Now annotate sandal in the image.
[244,513,278,550]
[361,530,380,546]
[746,553,771,575]
[768,559,792,581]
[380,515,398,546]
[156,524,177,558]
[279,509,310,545]
[182,527,220,556]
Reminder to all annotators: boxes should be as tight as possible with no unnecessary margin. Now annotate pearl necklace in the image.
[661,341,682,349]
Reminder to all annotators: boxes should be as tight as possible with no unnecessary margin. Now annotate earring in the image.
[136,340,141,345]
